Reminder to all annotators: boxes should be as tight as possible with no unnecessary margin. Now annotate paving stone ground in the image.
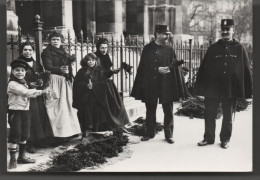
[7,101,252,172]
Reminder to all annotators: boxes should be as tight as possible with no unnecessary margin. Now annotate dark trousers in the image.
[145,102,173,139]
[8,110,31,144]
[203,97,236,143]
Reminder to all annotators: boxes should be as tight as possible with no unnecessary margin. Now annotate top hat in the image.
[221,19,234,29]
[10,59,29,70]
[155,25,171,34]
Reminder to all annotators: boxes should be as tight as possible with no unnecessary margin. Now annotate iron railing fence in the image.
[7,15,253,97]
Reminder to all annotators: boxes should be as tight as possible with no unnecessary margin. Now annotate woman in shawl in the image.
[17,42,53,153]
[41,31,81,141]
[72,53,129,138]
[94,38,113,71]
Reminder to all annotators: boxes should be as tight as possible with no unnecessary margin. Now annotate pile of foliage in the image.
[125,117,164,136]
[175,97,217,119]
[236,98,252,112]
[175,97,251,119]
[29,130,129,172]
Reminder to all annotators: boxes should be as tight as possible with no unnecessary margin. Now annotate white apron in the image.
[45,74,81,137]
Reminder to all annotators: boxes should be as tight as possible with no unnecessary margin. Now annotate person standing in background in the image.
[95,38,113,71]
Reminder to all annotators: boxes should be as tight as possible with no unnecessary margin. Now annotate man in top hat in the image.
[194,19,252,149]
[131,25,188,144]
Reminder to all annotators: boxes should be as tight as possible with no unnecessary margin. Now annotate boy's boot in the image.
[8,149,17,169]
[17,144,36,164]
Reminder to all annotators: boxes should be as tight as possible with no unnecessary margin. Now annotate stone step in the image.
[123,97,146,121]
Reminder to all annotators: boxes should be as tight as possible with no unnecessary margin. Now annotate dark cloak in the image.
[95,51,113,71]
[18,55,53,141]
[194,39,252,98]
[72,67,129,131]
[131,41,189,104]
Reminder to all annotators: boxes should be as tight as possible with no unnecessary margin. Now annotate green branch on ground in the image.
[29,130,129,172]
[175,97,251,119]
[126,117,164,136]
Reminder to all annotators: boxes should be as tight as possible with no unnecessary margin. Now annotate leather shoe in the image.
[141,136,150,141]
[197,140,214,146]
[221,141,229,149]
[166,138,174,144]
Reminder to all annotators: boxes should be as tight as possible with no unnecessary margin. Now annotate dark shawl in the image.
[73,66,129,129]
[95,51,113,71]
[17,55,43,88]
[41,44,75,80]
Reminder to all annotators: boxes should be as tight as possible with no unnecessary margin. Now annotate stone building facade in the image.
[7,0,191,42]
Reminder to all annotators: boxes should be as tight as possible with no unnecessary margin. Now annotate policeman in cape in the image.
[194,19,253,149]
[131,25,188,144]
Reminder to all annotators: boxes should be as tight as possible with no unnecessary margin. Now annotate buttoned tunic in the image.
[195,39,252,98]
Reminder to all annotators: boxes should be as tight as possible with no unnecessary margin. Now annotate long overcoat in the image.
[194,39,252,98]
[131,41,188,104]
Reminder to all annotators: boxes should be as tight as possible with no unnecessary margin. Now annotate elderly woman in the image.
[17,42,53,153]
[41,31,81,141]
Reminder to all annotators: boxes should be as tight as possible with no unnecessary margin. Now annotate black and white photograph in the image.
[5,0,253,172]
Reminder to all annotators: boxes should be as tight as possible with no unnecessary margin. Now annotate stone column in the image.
[173,1,192,42]
[89,0,96,35]
[73,0,82,40]
[61,0,75,39]
[6,0,18,35]
[174,5,183,34]
[143,0,149,42]
[114,0,124,40]
[83,0,96,39]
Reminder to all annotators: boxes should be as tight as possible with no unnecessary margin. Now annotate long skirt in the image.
[77,94,108,132]
[28,95,53,141]
[45,74,81,137]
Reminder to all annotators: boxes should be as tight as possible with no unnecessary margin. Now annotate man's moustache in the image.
[222,33,230,36]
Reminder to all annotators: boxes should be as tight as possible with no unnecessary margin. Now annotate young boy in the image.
[7,59,50,169]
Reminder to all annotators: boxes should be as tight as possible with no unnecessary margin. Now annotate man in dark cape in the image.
[131,25,189,144]
[195,19,252,149]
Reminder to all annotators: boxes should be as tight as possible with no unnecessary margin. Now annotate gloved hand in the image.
[112,68,121,74]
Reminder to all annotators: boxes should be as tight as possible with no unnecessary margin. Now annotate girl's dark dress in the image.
[72,66,129,132]
[18,55,53,143]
